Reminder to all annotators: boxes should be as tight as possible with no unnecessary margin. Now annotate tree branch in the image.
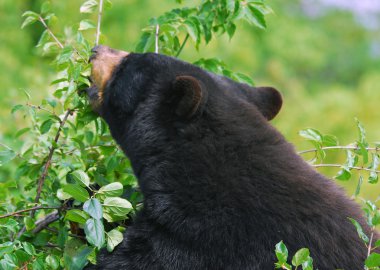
[32,109,72,215]
[312,164,380,173]
[0,206,60,219]
[95,0,104,45]
[32,211,60,234]
[298,145,379,155]
[38,16,64,49]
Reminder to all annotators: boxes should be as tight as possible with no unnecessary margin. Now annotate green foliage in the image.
[275,241,313,270]
[0,0,379,269]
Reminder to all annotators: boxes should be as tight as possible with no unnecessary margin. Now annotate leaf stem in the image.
[176,33,189,57]
[95,0,104,45]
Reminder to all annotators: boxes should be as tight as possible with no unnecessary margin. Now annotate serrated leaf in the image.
[348,217,369,243]
[63,184,89,203]
[84,218,105,249]
[65,209,89,224]
[70,170,90,187]
[365,253,380,268]
[184,19,199,43]
[98,182,123,197]
[291,248,310,266]
[84,198,103,220]
[22,242,36,255]
[106,229,123,252]
[246,5,266,29]
[322,134,338,146]
[80,0,98,13]
[79,20,96,31]
[24,216,35,231]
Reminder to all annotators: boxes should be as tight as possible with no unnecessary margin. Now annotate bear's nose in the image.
[89,45,105,62]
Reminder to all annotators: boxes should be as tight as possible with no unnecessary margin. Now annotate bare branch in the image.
[0,206,59,219]
[312,164,380,173]
[33,109,72,214]
[298,145,380,155]
[96,0,104,45]
[32,211,60,234]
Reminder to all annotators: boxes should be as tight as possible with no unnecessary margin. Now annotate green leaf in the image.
[322,134,338,146]
[98,182,123,197]
[103,197,133,222]
[0,149,16,166]
[356,118,366,144]
[246,5,266,29]
[21,11,39,27]
[11,104,23,114]
[65,209,89,224]
[232,72,254,85]
[275,241,288,263]
[24,216,35,231]
[136,32,155,53]
[84,218,105,249]
[299,128,322,143]
[40,119,54,134]
[65,245,93,270]
[291,248,310,266]
[79,20,96,31]
[22,242,36,256]
[70,170,90,187]
[0,259,16,270]
[335,167,351,181]
[184,19,200,43]
[80,0,98,13]
[368,154,379,184]
[63,184,90,203]
[374,239,380,249]
[40,1,51,14]
[84,198,103,220]
[45,255,60,270]
[354,175,363,197]
[57,188,72,200]
[348,217,369,243]
[106,228,123,252]
[365,253,380,268]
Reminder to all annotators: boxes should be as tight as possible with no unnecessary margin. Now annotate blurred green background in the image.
[1,0,379,196]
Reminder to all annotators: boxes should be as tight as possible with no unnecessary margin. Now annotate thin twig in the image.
[95,0,104,45]
[26,103,55,115]
[38,16,64,49]
[312,164,380,173]
[298,146,379,155]
[155,24,160,53]
[176,34,189,57]
[0,206,59,219]
[38,16,87,62]
[33,109,72,213]
[368,228,374,257]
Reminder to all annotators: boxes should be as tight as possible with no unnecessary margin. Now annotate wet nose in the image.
[90,45,107,62]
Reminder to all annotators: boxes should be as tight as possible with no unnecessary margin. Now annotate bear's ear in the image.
[251,87,282,120]
[171,75,206,119]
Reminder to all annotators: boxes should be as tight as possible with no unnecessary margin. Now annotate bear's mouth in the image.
[88,45,129,108]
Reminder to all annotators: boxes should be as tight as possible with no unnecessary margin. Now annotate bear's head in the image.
[88,46,283,180]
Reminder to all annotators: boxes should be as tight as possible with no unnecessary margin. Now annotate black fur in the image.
[87,53,376,269]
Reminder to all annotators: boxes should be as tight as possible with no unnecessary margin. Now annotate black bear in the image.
[86,45,377,270]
